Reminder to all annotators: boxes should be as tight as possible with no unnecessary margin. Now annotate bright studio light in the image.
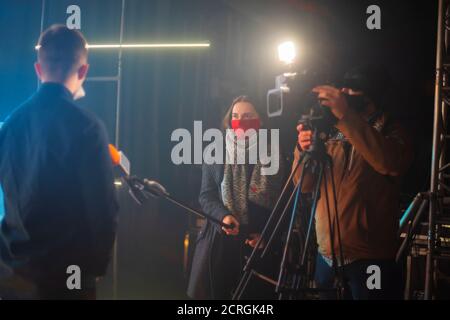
[35,43,210,50]
[277,41,296,64]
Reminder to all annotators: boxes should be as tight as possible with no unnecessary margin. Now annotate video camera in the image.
[267,67,338,146]
[266,42,369,146]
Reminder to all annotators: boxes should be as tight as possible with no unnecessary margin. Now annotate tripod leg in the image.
[245,154,306,267]
[261,157,310,259]
[300,162,324,266]
[322,166,345,299]
[325,158,353,299]
[232,269,253,300]
[275,183,303,299]
[232,153,307,300]
[274,158,312,299]
[285,160,325,300]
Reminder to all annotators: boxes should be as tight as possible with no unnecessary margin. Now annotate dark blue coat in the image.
[0,83,118,284]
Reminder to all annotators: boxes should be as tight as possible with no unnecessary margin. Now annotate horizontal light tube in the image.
[35,43,210,50]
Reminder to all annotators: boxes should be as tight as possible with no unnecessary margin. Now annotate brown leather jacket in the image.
[293,109,413,261]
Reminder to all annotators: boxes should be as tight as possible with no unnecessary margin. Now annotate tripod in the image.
[232,129,346,300]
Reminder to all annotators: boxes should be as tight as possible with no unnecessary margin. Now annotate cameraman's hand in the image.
[312,85,350,120]
[222,215,240,236]
[297,124,313,151]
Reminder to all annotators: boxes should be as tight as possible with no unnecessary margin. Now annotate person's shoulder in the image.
[59,99,106,133]
[381,112,409,132]
[72,102,103,127]
[380,112,413,144]
[0,94,38,132]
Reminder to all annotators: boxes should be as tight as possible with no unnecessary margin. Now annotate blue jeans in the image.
[314,254,402,300]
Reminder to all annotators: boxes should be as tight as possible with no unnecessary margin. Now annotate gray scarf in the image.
[221,131,284,225]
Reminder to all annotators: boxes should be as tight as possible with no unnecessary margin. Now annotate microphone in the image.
[108,144,169,197]
[107,145,234,230]
[109,144,147,204]
[109,144,130,176]
[142,179,169,197]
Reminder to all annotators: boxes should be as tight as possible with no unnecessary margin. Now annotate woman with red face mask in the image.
[187,96,285,300]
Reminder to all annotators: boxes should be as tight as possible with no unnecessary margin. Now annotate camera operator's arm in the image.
[313,85,413,176]
[335,109,412,176]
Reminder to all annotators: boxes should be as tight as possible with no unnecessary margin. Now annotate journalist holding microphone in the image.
[188,96,285,300]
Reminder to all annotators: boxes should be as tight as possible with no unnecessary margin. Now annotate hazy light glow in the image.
[35,43,210,50]
[278,41,296,64]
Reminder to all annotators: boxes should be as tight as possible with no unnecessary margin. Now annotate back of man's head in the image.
[37,25,88,81]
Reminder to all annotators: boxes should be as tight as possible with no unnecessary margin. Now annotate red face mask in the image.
[231,118,261,138]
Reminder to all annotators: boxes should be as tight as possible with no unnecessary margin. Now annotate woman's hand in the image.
[222,215,240,236]
[245,233,264,249]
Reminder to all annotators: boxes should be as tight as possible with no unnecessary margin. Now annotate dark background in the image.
[0,0,438,299]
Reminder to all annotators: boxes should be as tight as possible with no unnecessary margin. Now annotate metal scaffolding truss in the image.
[400,0,450,300]
[427,0,450,299]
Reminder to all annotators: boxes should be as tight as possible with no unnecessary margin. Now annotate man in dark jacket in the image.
[0,25,118,299]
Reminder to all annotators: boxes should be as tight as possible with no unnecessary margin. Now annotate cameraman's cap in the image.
[343,64,392,104]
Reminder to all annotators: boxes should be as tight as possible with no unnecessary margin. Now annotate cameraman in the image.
[293,65,413,299]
